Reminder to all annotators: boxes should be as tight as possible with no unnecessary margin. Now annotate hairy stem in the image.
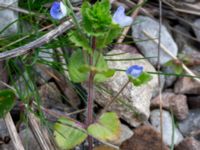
[87,71,94,150]
[87,37,96,150]
[87,72,94,126]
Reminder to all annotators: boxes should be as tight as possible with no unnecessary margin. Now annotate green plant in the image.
[50,0,152,149]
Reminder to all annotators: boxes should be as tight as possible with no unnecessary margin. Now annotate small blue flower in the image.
[50,1,67,20]
[112,6,133,28]
[126,65,143,78]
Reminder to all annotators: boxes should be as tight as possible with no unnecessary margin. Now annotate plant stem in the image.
[87,71,94,150]
[87,37,96,150]
[87,72,94,126]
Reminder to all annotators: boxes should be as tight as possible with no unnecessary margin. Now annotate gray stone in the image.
[181,45,200,74]
[182,45,200,65]
[34,64,52,85]
[132,16,178,66]
[193,19,200,40]
[113,124,133,145]
[0,119,9,140]
[95,47,159,127]
[19,129,41,150]
[0,0,18,36]
[151,92,189,120]
[0,143,14,150]
[174,77,200,95]
[39,82,65,110]
[162,66,177,88]
[153,74,165,97]
[150,109,183,146]
[173,25,190,51]
[178,109,200,136]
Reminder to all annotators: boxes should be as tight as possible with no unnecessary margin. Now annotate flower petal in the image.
[50,1,67,20]
[60,2,67,17]
[112,6,133,27]
[126,65,143,78]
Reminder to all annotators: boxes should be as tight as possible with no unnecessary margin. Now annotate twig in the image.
[0,14,81,61]
[28,113,58,150]
[4,113,25,150]
[0,3,46,19]
[143,30,200,83]
[117,0,145,43]
[163,0,200,16]
[158,1,163,149]
[0,24,53,52]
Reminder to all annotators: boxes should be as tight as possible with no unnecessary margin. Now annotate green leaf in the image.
[79,64,115,82]
[164,60,174,67]
[174,65,183,74]
[68,49,88,83]
[94,69,115,83]
[54,118,87,150]
[94,52,115,82]
[81,0,113,36]
[164,60,183,75]
[87,112,120,142]
[96,24,121,48]
[68,30,92,54]
[0,90,15,118]
[68,50,115,83]
[129,72,152,86]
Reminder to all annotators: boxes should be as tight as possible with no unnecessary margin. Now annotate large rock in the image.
[95,46,159,127]
[174,77,200,95]
[150,110,183,146]
[178,109,200,136]
[193,19,200,40]
[120,125,169,150]
[0,0,18,36]
[132,16,178,66]
[151,92,189,120]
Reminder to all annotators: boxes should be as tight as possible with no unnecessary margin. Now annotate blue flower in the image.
[50,1,67,20]
[112,6,133,28]
[126,65,143,78]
